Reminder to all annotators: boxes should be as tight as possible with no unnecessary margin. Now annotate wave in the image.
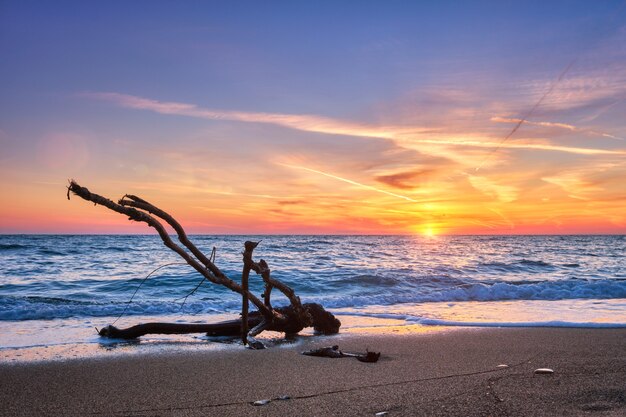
[329,274,402,287]
[0,243,28,251]
[307,240,335,245]
[311,279,626,309]
[2,279,625,321]
[38,249,66,256]
[478,259,556,272]
[0,296,240,321]
[518,259,552,267]
[98,246,142,252]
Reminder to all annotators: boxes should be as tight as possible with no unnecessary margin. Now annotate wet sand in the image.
[1,327,624,416]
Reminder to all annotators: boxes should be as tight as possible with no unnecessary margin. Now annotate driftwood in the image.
[99,303,340,339]
[303,345,381,363]
[67,181,340,348]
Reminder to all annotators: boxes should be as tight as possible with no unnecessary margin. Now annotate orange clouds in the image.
[4,69,625,235]
[374,169,435,190]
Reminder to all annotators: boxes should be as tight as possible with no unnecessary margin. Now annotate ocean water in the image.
[1,235,625,360]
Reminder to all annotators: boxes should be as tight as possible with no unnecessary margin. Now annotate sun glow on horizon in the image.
[421,226,438,238]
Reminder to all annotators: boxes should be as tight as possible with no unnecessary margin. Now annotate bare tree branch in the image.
[67,180,341,346]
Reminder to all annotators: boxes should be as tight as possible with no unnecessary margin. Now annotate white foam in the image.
[411,318,626,328]
[332,299,626,329]
[311,279,626,309]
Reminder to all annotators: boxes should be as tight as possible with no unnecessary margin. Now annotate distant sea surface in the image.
[1,235,625,358]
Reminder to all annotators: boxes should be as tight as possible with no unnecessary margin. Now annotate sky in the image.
[1,1,625,235]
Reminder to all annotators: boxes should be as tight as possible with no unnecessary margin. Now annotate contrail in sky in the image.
[279,163,421,203]
[476,59,577,171]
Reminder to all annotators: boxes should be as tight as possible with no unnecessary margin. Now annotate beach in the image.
[1,235,625,415]
[1,327,624,416]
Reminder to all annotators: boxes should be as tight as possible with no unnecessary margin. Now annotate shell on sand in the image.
[253,399,271,406]
[496,364,509,368]
[534,368,554,374]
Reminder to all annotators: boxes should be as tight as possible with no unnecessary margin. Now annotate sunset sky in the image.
[1,1,625,234]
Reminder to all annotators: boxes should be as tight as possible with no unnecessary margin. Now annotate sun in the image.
[411,223,439,237]
[422,226,437,237]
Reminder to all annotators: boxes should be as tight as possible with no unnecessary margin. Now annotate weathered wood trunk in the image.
[99,303,340,339]
[67,181,340,348]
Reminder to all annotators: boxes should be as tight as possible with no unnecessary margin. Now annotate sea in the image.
[1,235,625,362]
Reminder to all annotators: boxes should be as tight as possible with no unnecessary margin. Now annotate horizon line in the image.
[1,232,624,237]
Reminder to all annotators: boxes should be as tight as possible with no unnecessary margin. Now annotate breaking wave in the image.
[2,278,624,321]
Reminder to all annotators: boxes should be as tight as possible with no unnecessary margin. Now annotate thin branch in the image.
[68,181,273,319]
[176,247,216,309]
[119,197,225,280]
[113,262,187,325]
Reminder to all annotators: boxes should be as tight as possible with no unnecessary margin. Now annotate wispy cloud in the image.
[517,68,626,114]
[397,136,626,156]
[83,92,625,157]
[374,169,435,190]
[82,92,427,139]
[468,175,518,203]
[541,162,624,200]
[278,163,422,203]
[491,116,624,141]
[488,208,515,228]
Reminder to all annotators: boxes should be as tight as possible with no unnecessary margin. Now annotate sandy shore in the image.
[1,327,624,416]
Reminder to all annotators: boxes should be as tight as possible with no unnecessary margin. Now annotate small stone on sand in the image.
[375,412,389,416]
[496,364,509,368]
[534,368,554,374]
[253,399,271,406]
